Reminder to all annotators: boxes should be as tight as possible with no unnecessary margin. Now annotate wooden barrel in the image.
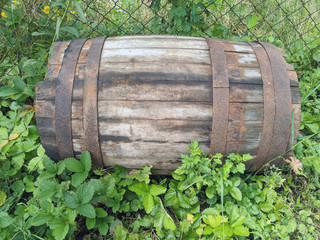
[35,35,301,173]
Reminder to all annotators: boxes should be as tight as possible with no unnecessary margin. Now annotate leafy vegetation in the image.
[0,0,319,239]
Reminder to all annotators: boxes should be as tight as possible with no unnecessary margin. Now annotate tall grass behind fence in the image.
[0,0,319,81]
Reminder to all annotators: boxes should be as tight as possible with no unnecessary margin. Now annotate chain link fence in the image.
[0,0,319,75]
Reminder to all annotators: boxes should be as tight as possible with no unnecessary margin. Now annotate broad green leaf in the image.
[66,209,77,223]
[177,192,190,208]
[206,186,215,199]
[38,188,56,200]
[203,225,213,235]
[22,59,43,77]
[96,208,108,218]
[130,199,141,212]
[65,158,84,172]
[109,218,122,233]
[0,191,7,207]
[20,140,38,152]
[13,76,26,91]
[306,123,319,133]
[57,161,65,175]
[106,199,120,213]
[71,171,88,187]
[0,212,13,228]
[154,211,165,232]
[129,182,148,196]
[77,203,96,218]
[49,218,69,240]
[231,216,246,228]
[150,184,167,196]
[287,219,297,233]
[11,180,24,193]
[163,214,176,230]
[37,145,46,157]
[0,86,19,98]
[203,214,228,228]
[64,192,79,208]
[202,208,219,215]
[142,193,154,214]
[12,153,25,170]
[242,154,252,161]
[42,157,56,173]
[86,217,96,229]
[114,225,127,240]
[78,182,94,204]
[234,225,250,236]
[98,220,109,235]
[196,226,204,236]
[32,213,53,226]
[172,171,185,181]
[236,163,246,173]
[244,218,257,230]
[164,189,176,203]
[80,151,91,171]
[214,224,233,238]
[28,157,44,172]
[259,202,273,212]
[230,187,242,201]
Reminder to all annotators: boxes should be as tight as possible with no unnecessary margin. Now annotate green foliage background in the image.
[0,0,319,239]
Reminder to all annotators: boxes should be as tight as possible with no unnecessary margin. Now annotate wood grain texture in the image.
[35,35,301,173]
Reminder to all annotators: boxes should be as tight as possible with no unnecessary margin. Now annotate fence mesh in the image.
[0,0,319,76]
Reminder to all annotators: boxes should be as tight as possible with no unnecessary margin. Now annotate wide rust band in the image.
[260,42,292,166]
[205,38,229,156]
[248,42,276,171]
[36,41,71,160]
[55,38,87,159]
[83,36,106,168]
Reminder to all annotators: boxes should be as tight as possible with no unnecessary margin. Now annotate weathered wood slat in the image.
[98,82,212,102]
[78,40,92,64]
[287,70,299,86]
[104,37,253,53]
[98,100,212,120]
[229,84,263,102]
[99,141,210,167]
[108,35,205,41]
[99,62,212,82]
[100,48,211,64]
[105,37,209,49]
[226,102,263,156]
[227,120,263,142]
[226,52,259,67]
[96,119,211,143]
[36,100,55,118]
[228,66,262,84]
[48,41,71,65]
[46,41,71,82]
[228,103,263,121]
[291,87,301,104]
[37,78,264,101]
[36,117,55,136]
